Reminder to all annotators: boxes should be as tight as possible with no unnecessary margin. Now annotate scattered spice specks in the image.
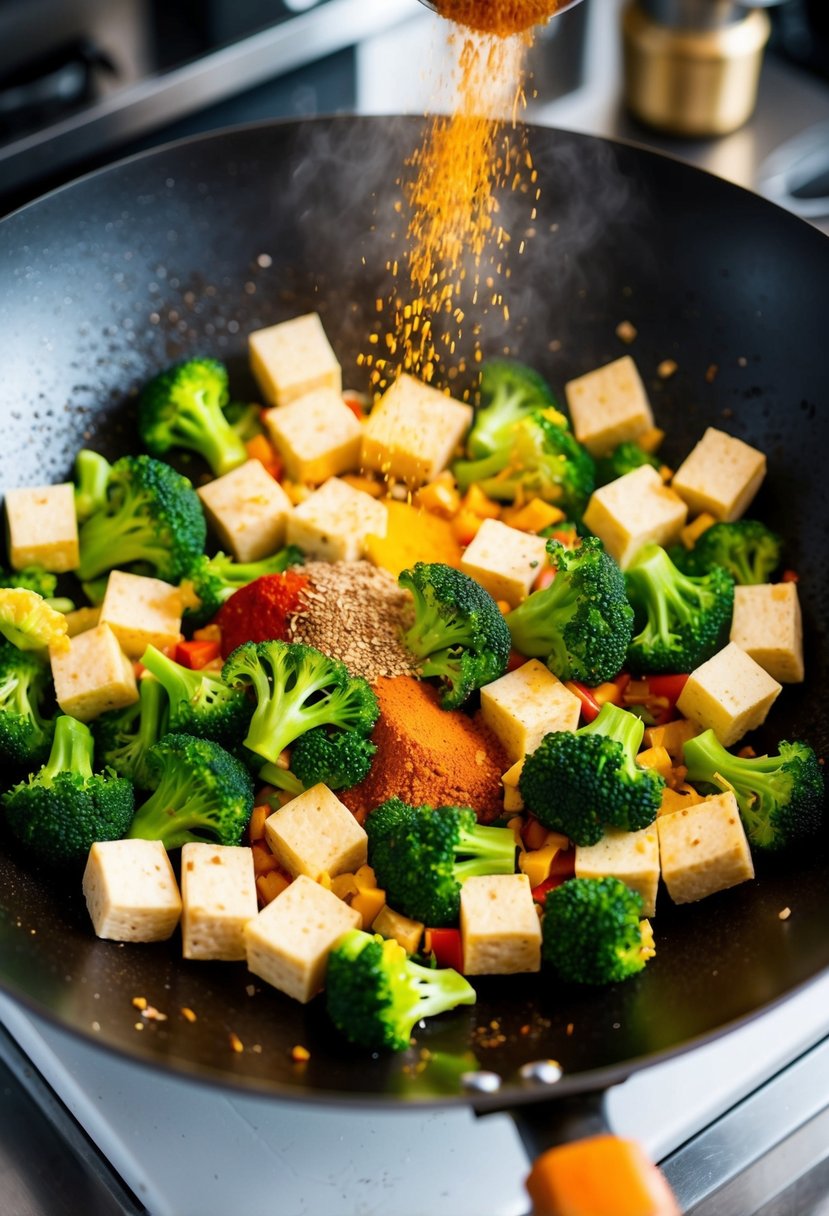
[181,1007,197,1023]
[229,1032,244,1054]
[779,907,792,921]
[292,1045,311,1062]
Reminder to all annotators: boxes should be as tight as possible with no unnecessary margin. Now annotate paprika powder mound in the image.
[433,0,562,36]
[217,571,309,658]
[340,676,509,824]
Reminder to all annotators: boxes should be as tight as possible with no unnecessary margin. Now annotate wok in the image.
[0,115,828,1162]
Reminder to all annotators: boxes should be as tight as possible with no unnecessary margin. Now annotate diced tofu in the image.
[286,476,387,561]
[582,465,688,569]
[197,459,292,563]
[372,905,424,955]
[245,874,360,1003]
[180,842,257,961]
[5,482,79,572]
[459,519,548,607]
[99,570,183,659]
[564,356,654,456]
[361,374,473,485]
[249,313,342,407]
[264,783,367,881]
[263,388,362,485]
[676,642,782,747]
[83,839,182,942]
[575,826,660,918]
[460,874,541,975]
[50,623,138,722]
[730,583,804,684]
[671,428,766,522]
[480,660,581,764]
[657,792,755,904]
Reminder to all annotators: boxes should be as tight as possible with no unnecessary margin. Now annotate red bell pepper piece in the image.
[623,673,688,726]
[174,639,221,669]
[565,681,602,723]
[530,850,576,905]
[342,391,368,421]
[428,927,464,972]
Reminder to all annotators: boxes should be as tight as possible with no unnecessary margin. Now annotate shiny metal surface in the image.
[415,0,584,21]
[641,0,786,29]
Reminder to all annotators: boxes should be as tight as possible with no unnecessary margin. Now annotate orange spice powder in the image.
[434,0,564,36]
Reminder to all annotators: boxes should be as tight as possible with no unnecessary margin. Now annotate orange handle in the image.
[526,1134,680,1216]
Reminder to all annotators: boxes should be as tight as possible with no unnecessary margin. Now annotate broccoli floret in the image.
[93,677,168,788]
[0,589,69,653]
[624,542,734,675]
[74,450,113,522]
[466,360,557,459]
[183,546,304,627]
[222,641,379,790]
[2,715,134,866]
[0,641,56,767]
[454,411,595,520]
[683,729,824,851]
[398,562,510,708]
[0,566,57,599]
[679,520,783,585]
[595,441,661,487]
[77,455,206,583]
[519,701,664,845]
[506,536,633,685]
[224,401,264,442]
[140,645,252,747]
[128,733,254,849]
[366,798,517,926]
[138,358,248,477]
[542,876,654,985]
[289,727,376,791]
[326,929,476,1052]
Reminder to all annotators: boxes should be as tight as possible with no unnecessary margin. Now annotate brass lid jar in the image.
[622,0,777,137]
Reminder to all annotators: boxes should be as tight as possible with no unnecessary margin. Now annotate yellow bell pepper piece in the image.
[352,887,387,930]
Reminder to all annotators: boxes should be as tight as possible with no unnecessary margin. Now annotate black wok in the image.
[0,116,827,1154]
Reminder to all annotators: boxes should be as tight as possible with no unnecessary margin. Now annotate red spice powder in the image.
[217,571,309,658]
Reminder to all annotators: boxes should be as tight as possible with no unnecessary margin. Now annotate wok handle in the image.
[504,1092,681,1216]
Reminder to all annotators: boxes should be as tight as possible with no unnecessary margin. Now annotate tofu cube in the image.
[50,623,138,722]
[460,518,548,607]
[263,388,362,485]
[575,826,660,918]
[582,464,688,569]
[677,642,782,747]
[480,659,581,764]
[197,459,292,563]
[372,905,424,955]
[180,842,257,961]
[361,374,473,485]
[99,570,183,659]
[672,428,766,522]
[5,482,79,573]
[657,792,755,904]
[83,839,182,942]
[730,582,804,684]
[264,783,367,881]
[565,356,654,456]
[245,874,360,1003]
[286,476,387,561]
[249,313,342,407]
[460,874,541,975]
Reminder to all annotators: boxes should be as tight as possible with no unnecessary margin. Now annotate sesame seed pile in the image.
[286,561,418,682]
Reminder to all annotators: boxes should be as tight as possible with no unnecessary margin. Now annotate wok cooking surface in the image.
[0,116,827,1108]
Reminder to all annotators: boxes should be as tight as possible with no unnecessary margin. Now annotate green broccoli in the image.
[0,641,56,767]
[542,877,654,985]
[595,441,661,487]
[0,566,57,599]
[138,358,248,477]
[224,401,264,442]
[140,645,252,747]
[683,729,824,851]
[466,360,557,459]
[678,520,783,585]
[77,455,206,583]
[454,411,595,520]
[398,562,510,708]
[288,727,377,791]
[326,929,476,1052]
[92,677,168,788]
[73,450,113,522]
[0,589,69,653]
[128,733,254,849]
[184,546,304,627]
[2,715,134,866]
[506,536,633,685]
[624,542,734,674]
[222,641,379,791]
[366,797,517,926]
[519,701,664,845]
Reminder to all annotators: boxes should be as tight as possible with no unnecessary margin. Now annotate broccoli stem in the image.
[43,716,94,784]
[258,760,304,796]
[403,593,475,656]
[127,777,218,848]
[579,702,645,778]
[243,655,340,764]
[683,729,787,842]
[74,450,112,521]
[402,957,478,1022]
[166,398,247,478]
[454,822,516,883]
[135,677,167,749]
[453,449,510,492]
[506,560,577,664]
[77,503,168,582]
[140,645,201,713]
[628,545,705,632]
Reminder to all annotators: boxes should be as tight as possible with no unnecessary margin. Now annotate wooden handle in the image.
[526,1134,680,1216]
